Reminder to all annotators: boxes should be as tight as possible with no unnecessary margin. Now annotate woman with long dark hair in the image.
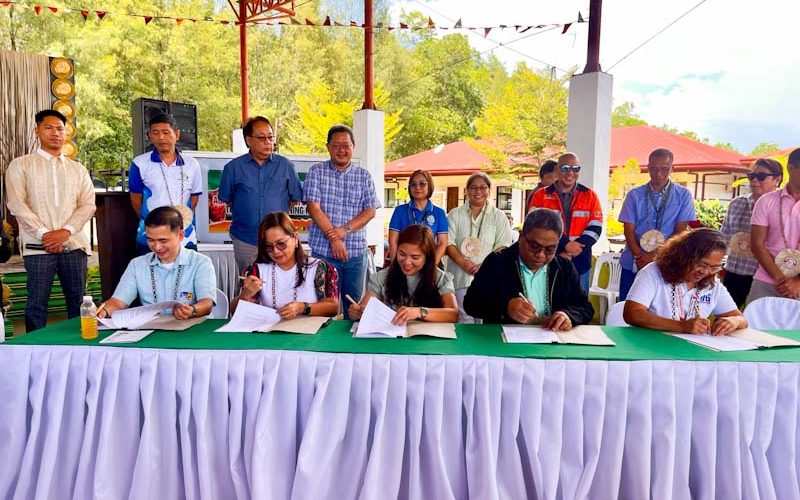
[623,228,747,334]
[349,224,458,324]
[231,211,338,318]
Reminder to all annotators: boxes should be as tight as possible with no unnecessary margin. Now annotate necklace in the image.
[670,283,700,321]
[408,201,431,226]
[150,261,184,303]
[646,181,673,231]
[515,260,552,317]
[158,160,186,206]
[271,263,298,307]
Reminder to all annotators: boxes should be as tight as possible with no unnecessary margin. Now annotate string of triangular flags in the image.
[0,1,585,35]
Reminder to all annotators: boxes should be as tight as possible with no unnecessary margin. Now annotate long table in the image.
[2,320,800,499]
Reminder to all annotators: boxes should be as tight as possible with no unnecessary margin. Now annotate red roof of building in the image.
[610,126,748,173]
[386,125,752,176]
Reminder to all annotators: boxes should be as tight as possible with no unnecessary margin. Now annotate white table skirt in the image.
[1,345,799,500]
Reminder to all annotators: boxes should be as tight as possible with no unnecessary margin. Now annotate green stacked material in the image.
[4,270,101,320]
[7,319,800,363]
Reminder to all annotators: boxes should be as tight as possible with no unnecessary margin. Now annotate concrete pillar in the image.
[353,109,385,264]
[566,71,613,251]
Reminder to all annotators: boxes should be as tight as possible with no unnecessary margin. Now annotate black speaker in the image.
[132,98,198,155]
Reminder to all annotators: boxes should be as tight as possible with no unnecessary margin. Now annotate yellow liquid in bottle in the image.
[81,316,98,340]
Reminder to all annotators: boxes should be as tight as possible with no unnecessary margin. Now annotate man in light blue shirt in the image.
[98,206,216,320]
[618,148,696,299]
[219,116,303,274]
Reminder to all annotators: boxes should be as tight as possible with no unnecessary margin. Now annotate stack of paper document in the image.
[668,328,800,351]
[97,301,205,331]
[501,324,616,346]
[353,297,456,339]
[215,300,331,334]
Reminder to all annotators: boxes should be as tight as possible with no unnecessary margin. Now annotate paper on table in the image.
[406,321,457,339]
[263,316,331,335]
[501,324,615,346]
[502,325,559,344]
[355,298,406,338]
[216,301,281,332]
[728,328,800,348]
[99,330,155,344]
[557,325,616,346]
[669,333,759,351]
[97,301,179,330]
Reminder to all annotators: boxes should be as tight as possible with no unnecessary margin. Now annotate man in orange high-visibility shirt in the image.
[528,152,603,292]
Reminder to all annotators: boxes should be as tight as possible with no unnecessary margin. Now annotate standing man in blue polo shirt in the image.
[129,113,203,255]
[304,124,381,318]
[219,116,303,274]
[618,148,697,299]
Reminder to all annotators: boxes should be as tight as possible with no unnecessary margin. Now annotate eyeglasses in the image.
[264,236,293,254]
[329,143,353,151]
[409,181,428,188]
[249,135,275,143]
[523,236,557,256]
[468,185,489,192]
[747,172,777,182]
[560,165,581,173]
[695,262,723,274]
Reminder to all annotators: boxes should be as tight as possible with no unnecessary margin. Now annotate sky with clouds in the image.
[390,0,800,154]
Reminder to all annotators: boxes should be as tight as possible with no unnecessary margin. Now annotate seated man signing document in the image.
[464,208,594,329]
[98,206,216,320]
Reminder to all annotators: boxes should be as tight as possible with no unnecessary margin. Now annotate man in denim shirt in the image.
[304,125,381,318]
[219,116,303,274]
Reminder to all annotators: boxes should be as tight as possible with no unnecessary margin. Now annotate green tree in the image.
[714,142,739,152]
[749,142,781,156]
[611,101,647,127]
[476,62,568,162]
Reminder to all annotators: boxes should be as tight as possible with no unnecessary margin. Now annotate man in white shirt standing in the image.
[6,109,96,331]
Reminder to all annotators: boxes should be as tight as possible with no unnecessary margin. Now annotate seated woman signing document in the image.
[624,228,747,335]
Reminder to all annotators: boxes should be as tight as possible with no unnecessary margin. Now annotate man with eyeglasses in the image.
[303,124,381,318]
[6,109,96,332]
[219,116,303,276]
[528,152,603,292]
[464,208,594,327]
[129,113,203,255]
[618,148,696,300]
[748,148,800,302]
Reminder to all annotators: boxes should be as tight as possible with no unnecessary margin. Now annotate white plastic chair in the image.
[589,252,622,324]
[743,297,800,329]
[210,289,229,319]
[605,300,629,326]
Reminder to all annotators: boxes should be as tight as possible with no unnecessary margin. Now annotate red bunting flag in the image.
[561,22,572,34]
[454,18,462,28]
[33,5,41,14]
[427,17,435,28]
[322,15,330,26]
[0,2,11,7]
[484,27,491,37]
[349,20,357,27]
[144,16,153,24]
[95,11,106,20]
[80,9,88,19]
[305,18,314,25]
[48,6,57,13]
[220,20,230,25]
[577,12,586,23]
[175,18,184,25]
[399,22,408,29]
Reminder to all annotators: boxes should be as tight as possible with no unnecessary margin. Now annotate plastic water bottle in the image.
[80,295,98,340]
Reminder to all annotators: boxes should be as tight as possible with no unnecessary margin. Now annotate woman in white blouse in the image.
[623,228,747,335]
[231,212,339,318]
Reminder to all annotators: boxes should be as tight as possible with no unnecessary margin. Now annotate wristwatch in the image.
[302,302,312,316]
[190,304,197,318]
[420,307,429,321]
[344,224,353,235]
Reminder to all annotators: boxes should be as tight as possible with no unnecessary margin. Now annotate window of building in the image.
[385,188,398,208]
[496,186,513,211]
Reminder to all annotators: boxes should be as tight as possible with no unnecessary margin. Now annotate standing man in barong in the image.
[618,148,696,300]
